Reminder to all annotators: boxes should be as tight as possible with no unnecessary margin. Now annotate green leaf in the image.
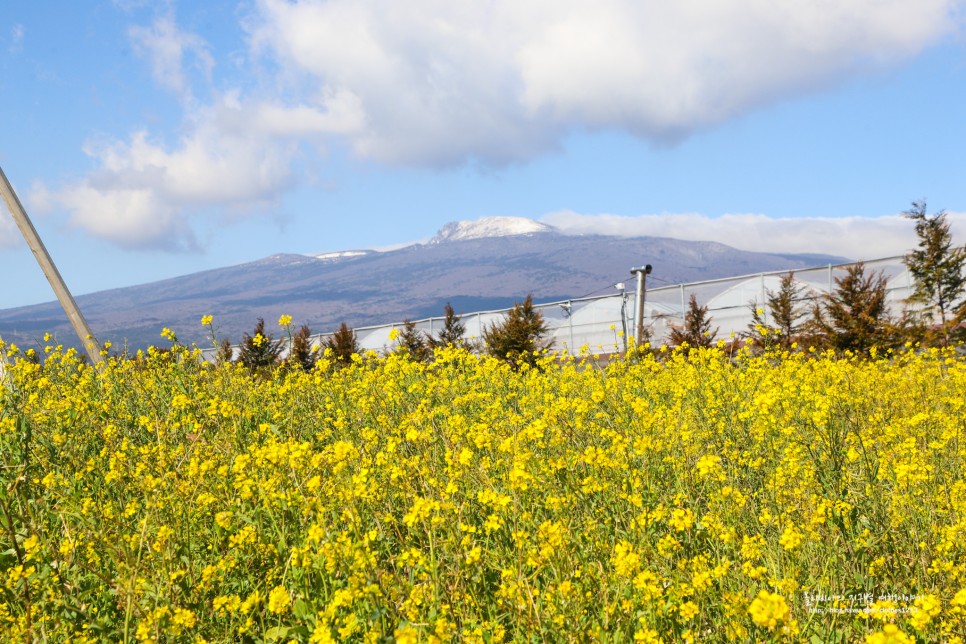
[293,598,312,621]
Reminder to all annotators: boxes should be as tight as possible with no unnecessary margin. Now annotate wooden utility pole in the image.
[0,164,103,365]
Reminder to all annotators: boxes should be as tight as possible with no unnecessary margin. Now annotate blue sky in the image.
[1,0,965,308]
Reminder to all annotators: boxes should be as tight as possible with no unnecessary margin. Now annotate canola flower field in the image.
[1,337,965,643]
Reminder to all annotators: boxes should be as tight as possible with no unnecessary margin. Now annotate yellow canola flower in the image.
[5,340,966,642]
[695,454,723,479]
[267,585,291,614]
[669,507,695,532]
[212,595,241,616]
[612,540,641,577]
[171,608,196,632]
[394,626,419,644]
[21,534,39,560]
[678,601,699,621]
[909,593,941,630]
[748,590,790,630]
[865,624,912,643]
[633,627,662,643]
[779,526,803,551]
[465,546,482,565]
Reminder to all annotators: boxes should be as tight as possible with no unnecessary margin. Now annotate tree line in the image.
[215,294,552,376]
[670,201,966,355]
[210,200,965,375]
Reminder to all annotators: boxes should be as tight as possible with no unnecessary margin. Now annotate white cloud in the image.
[128,13,214,100]
[0,171,26,248]
[247,0,961,164]
[247,0,550,164]
[31,96,331,250]
[82,119,296,206]
[243,93,364,137]
[8,24,24,54]
[37,0,966,251]
[53,185,192,251]
[32,5,374,251]
[0,208,21,249]
[540,210,966,260]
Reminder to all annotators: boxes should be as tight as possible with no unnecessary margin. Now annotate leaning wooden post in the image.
[0,164,103,366]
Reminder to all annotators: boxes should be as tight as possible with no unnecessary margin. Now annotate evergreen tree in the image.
[483,294,551,369]
[238,318,283,373]
[287,324,318,372]
[324,322,360,365]
[903,200,966,346]
[811,262,895,353]
[747,273,808,351]
[215,338,234,366]
[431,303,466,349]
[799,300,832,351]
[396,320,432,362]
[668,294,718,354]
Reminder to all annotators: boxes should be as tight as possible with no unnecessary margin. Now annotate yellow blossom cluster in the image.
[0,340,964,641]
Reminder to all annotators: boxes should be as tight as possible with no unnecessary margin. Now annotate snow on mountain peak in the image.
[313,250,373,262]
[429,217,555,243]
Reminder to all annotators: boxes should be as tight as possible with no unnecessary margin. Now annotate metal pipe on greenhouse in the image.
[0,164,103,366]
[630,264,652,347]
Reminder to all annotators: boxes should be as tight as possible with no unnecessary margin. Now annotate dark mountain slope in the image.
[0,230,846,351]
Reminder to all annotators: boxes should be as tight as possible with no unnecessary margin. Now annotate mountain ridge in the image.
[0,220,849,352]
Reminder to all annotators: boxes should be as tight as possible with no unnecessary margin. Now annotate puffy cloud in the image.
[240,93,365,138]
[247,0,961,164]
[247,0,549,164]
[30,97,330,251]
[32,5,368,251]
[82,119,296,207]
[540,210,966,260]
[128,13,214,100]
[48,184,192,251]
[36,0,966,250]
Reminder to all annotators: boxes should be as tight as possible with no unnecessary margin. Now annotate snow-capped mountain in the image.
[0,216,847,351]
[314,250,375,262]
[430,217,555,243]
